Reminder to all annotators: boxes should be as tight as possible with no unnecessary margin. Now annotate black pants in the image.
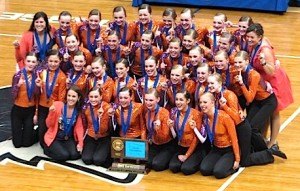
[236,120,274,167]
[169,144,206,175]
[147,139,176,171]
[44,137,80,161]
[246,94,277,151]
[200,146,236,179]
[38,105,49,148]
[82,135,111,168]
[11,105,37,148]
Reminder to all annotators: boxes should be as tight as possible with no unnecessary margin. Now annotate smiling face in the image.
[175,92,189,111]
[214,54,229,71]
[189,48,202,66]
[218,37,231,52]
[67,89,79,107]
[72,55,86,71]
[234,56,248,72]
[138,8,151,25]
[91,61,105,77]
[65,35,79,52]
[197,66,209,83]
[113,10,126,26]
[141,33,152,50]
[47,55,61,71]
[24,55,38,71]
[118,90,131,108]
[168,41,182,58]
[115,62,129,78]
[170,67,184,85]
[207,75,221,93]
[180,11,192,30]
[163,15,174,28]
[144,93,159,111]
[107,34,120,50]
[246,31,262,47]
[213,15,225,32]
[238,21,249,36]
[59,15,71,31]
[88,89,102,106]
[182,35,195,50]
[199,93,214,114]
[145,59,157,77]
[88,15,100,30]
[34,17,46,33]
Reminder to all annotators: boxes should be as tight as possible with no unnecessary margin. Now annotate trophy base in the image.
[108,162,149,174]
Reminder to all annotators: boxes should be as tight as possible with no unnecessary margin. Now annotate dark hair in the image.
[113,6,127,17]
[26,51,38,58]
[47,49,61,59]
[67,85,84,111]
[176,89,191,101]
[108,30,121,39]
[162,8,177,20]
[88,86,102,96]
[88,9,101,20]
[116,58,129,68]
[118,86,132,97]
[142,29,154,39]
[58,11,72,20]
[29,11,51,32]
[138,4,152,14]
[92,56,105,67]
[169,37,182,47]
[74,50,86,60]
[246,23,264,37]
[180,8,194,18]
[239,16,254,26]
[185,29,198,39]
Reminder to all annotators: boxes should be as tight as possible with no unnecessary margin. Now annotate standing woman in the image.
[11,52,40,148]
[14,11,56,70]
[113,87,146,139]
[199,92,240,179]
[186,46,207,81]
[53,11,73,49]
[44,85,84,161]
[194,63,210,110]
[233,16,254,51]
[144,88,175,171]
[108,6,135,46]
[168,90,206,175]
[35,49,67,147]
[81,88,112,167]
[78,9,106,57]
[246,23,293,148]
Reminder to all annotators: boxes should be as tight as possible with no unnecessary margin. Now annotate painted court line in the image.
[217,106,300,191]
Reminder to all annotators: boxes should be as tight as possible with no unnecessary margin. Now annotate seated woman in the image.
[144,88,175,171]
[199,92,240,179]
[168,90,206,175]
[81,87,112,167]
[44,85,84,162]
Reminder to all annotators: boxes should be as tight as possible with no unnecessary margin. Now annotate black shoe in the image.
[269,144,287,159]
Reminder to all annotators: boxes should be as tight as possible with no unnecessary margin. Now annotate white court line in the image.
[217,106,300,191]
[276,55,300,59]
[0,85,11,89]
[0,33,21,37]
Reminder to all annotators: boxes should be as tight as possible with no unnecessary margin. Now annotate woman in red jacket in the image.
[44,85,84,161]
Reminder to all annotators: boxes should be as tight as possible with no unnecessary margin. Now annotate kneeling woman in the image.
[81,88,112,167]
[144,88,176,171]
[199,92,240,179]
[168,90,206,175]
[44,85,85,161]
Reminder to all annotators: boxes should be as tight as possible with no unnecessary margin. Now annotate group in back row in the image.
[11,4,293,179]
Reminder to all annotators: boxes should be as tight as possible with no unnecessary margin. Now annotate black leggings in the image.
[11,105,37,148]
[81,135,111,168]
[44,137,80,162]
[38,105,49,148]
[147,139,176,171]
[236,120,274,167]
[246,94,277,151]
[200,146,236,179]
[169,144,206,175]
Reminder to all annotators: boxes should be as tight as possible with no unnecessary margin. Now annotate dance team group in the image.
[11,4,294,179]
